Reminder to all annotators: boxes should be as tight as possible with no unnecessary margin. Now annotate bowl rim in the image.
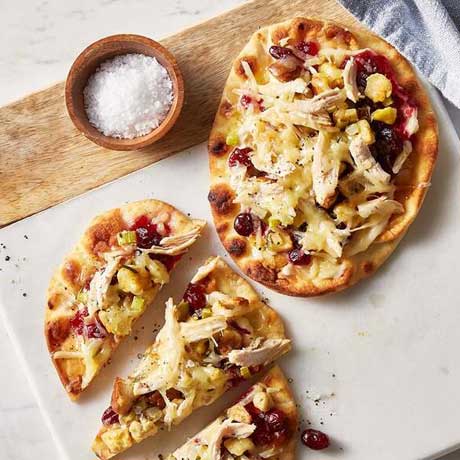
[65,33,184,151]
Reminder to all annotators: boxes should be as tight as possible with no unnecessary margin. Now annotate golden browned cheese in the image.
[208,17,438,296]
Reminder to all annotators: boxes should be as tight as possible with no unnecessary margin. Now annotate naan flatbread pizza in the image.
[45,199,205,400]
[92,256,291,459]
[167,366,297,460]
[208,17,438,296]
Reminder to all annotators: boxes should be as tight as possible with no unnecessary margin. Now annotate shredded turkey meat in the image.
[312,131,340,208]
[172,418,256,460]
[143,221,206,256]
[87,255,123,315]
[294,88,345,113]
[349,137,390,185]
[343,57,359,102]
[227,338,291,367]
[191,256,220,283]
[180,316,227,343]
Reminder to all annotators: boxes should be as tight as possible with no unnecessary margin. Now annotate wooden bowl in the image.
[65,34,184,151]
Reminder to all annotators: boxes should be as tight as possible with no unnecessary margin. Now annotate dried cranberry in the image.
[296,40,319,56]
[301,428,330,450]
[101,407,119,426]
[228,147,253,168]
[131,215,162,249]
[269,45,294,59]
[246,404,290,447]
[183,283,207,311]
[356,71,370,93]
[234,213,254,236]
[70,308,88,335]
[371,121,403,173]
[288,248,311,266]
[264,409,286,432]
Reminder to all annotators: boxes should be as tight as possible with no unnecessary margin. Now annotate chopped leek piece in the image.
[117,230,137,246]
[76,290,88,304]
[268,217,281,229]
[240,366,251,379]
[130,296,145,314]
[176,301,190,321]
[201,307,212,319]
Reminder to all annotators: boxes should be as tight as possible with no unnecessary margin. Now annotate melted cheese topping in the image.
[226,44,419,275]
[95,257,291,457]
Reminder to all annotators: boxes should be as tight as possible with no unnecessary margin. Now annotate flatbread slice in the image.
[167,366,297,460]
[45,199,205,400]
[208,17,438,296]
[92,256,291,459]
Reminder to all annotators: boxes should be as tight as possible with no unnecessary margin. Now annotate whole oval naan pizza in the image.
[208,17,438,296]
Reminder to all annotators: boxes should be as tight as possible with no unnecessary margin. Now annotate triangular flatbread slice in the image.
[168,366,297,460]
[92,256,291,459]
[45,199,205,400]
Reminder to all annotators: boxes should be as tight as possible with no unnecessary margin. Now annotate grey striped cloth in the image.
[337,0,460,107]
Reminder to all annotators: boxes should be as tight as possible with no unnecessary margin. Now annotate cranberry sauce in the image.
[70,307,88,335]
[353,50,417,140]
[71,307,107,339]
[228,147,253,168]
[296,40,319,56]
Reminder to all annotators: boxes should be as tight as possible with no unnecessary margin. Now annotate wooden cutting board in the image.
[0,0,364,227]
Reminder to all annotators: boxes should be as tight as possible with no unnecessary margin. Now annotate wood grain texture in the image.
[0,0,364,226]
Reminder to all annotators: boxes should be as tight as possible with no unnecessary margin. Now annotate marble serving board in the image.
[0,84,459,460]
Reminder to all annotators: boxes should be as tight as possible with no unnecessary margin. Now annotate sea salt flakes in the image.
[83,53,173,139]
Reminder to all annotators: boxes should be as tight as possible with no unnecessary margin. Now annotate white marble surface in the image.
[0,1,459,459]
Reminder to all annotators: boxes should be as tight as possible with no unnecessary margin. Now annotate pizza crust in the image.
[45,199,205,400]
[166,365,297,460]
[92,256,290,459]
[259,366,298,460]
[208,17,438,297]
